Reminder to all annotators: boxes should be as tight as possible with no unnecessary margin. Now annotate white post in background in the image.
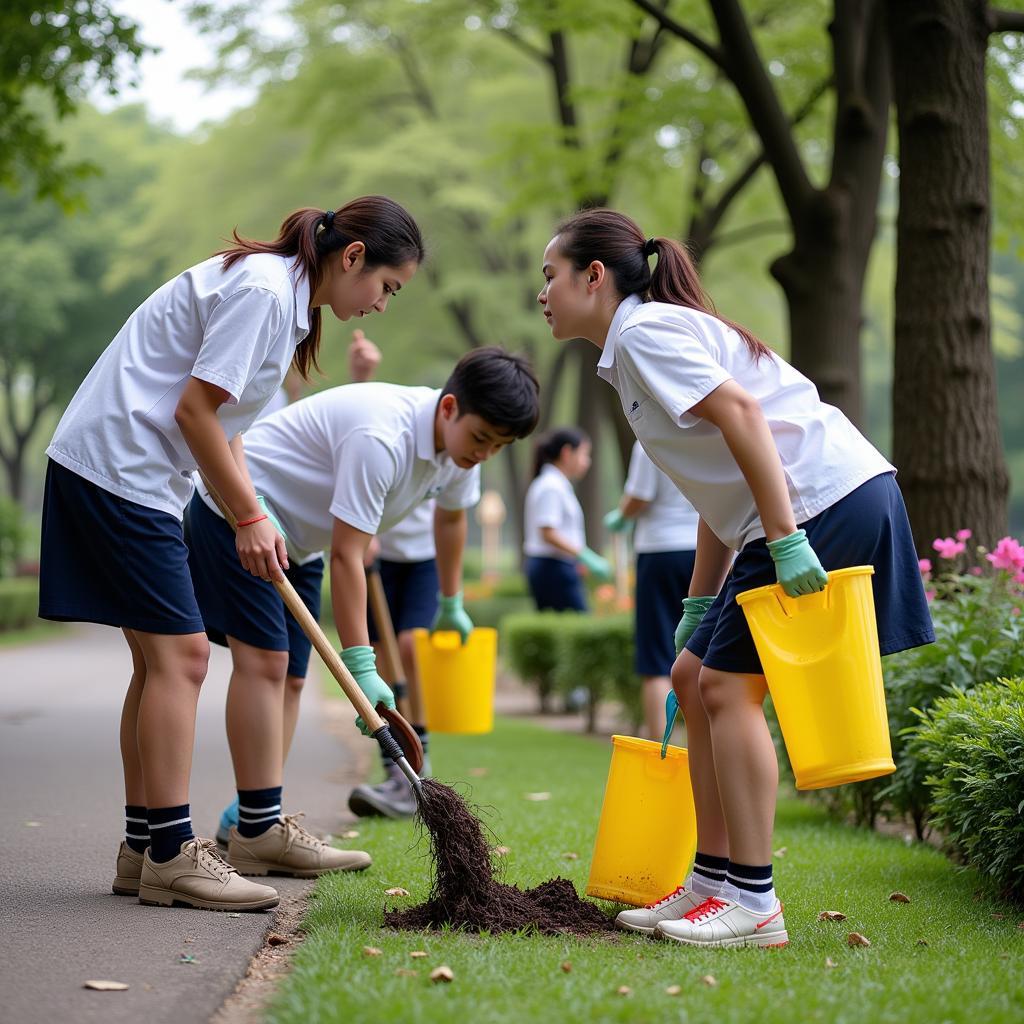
[476,489,507,583]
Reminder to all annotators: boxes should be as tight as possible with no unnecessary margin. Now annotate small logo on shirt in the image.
[424,485,443,499]
[630,400,639,412]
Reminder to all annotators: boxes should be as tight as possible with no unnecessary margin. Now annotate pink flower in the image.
[969,566,983,577]
[925,589,936,603]
[985,536,1024,573]
[933,537,966,559]
[1012,607,1021,616]
[956,529,972,541]
[918,558,932,574]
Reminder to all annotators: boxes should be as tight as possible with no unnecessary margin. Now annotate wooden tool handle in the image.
[365,565,405,685]
[197,474,385,734]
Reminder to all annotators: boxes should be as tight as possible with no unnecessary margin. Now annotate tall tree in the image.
[888,2,1023,550]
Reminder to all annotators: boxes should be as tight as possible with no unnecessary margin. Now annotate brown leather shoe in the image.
[138,837,279,911]
[227,813,372,878]
[112,841,144,896]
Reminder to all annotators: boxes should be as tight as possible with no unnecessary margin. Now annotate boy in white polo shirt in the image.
[538,208,933,949]
[605,441,700,739]
[186,348,540,876]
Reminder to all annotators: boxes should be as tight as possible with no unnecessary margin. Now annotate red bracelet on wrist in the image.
[236,513,269,528]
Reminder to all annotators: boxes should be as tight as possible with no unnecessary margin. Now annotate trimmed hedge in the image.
[0,577,40,632]
[910,677,1024,902]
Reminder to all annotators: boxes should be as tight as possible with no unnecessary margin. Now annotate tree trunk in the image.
[888,0,1009,551]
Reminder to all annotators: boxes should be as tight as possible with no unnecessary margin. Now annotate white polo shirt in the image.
[201,384,480,563]
[598,295,894,550]
[523,463,585,561]
[47,253,309,518]
[378,500,436,563]
[624,442,699,554]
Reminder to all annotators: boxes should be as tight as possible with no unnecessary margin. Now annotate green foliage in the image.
[463,593,535,631]
[0,497,26,576]
[0,2,146,202]
[0,576,39,631]
[910,677,1024,903]
[501,611,566,711]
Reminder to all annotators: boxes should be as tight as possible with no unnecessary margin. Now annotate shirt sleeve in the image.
[530,479,565,530]
[618,314,732,424]
[192,287,285,403]
[437,465,482,511]
[623,443,659,502]
[328,431,399,535]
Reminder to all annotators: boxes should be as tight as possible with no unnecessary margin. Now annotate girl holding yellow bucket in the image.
[537,209,933,949]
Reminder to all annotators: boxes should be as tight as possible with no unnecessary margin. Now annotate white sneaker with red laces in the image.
[656,895,789,948]
[615,884,706,935]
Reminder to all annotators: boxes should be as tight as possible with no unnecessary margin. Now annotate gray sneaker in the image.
[348,761,418,819]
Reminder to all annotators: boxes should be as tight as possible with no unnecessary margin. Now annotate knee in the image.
[285,672,306,699]
[179,635,211,689]
[697,668,734,717]
[235,647,289,685]
[671,653,702,719]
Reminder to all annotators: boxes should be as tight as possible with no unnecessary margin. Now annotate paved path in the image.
[0,624,368,1024]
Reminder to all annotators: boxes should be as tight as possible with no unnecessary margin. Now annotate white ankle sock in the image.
[720,880,777,915]
[687,871,723,899]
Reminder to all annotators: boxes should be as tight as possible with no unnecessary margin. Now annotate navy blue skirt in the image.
[38,459,206,635]
[635,549,696,677]
[185,493,324,679]
[525,555,588,612]
[687,473,935,674]
[367,557,439,641]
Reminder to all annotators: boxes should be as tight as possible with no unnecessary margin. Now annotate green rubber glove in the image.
[430,591,474,645]
[339,645,395,736]
[766,529,828,597]
[602,508,632,533]
[256,495,286,542]
[577,546,613,581]
[674,595,716,655]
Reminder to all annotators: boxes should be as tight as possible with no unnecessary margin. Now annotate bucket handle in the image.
[771,575,835,619]
[429,630,465,651]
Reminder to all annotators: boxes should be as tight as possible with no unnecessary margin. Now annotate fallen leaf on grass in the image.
[889,891,911,903]
[83,980,129,991]
[992,913,1005,921]
[395,968,418,978]
[818,911,847,922]
[701,975,718,987]
[773,846,788,858]
[560,961,572,973]
[916,939,929,947]
[266,933,288,946]
[562,851,579,860]
[385,887,410,897]
[363,947,383,957]
[847,932,871,947]
[468,767,489,778]
[666,984,682,995]
[493,846,511,857]
[409,951,428,959]
[1018,922,1024,930]
[341,830,360,839]
[523,792,551,801]
[825,958,838,969]
[430,966,454,984]
[617,986,632,996]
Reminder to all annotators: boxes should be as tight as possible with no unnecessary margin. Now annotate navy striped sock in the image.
[148,805,194,862]
[690,851,728,897]
[723,861,776,913]
[125,804,149,854]
[237,786,282,838]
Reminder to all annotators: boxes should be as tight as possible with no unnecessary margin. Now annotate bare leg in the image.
[371,639,411,720]
[282,672,305,765]
[641,674,672,741]
[120,628,148,806]
[132,630,210,808]
[224,639,288,791]
[698,666,776,865]
[672,650,729,858]
[397,630,425,727]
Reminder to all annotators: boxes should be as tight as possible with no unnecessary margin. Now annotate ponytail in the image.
[554,208,770,360]
[216,196,425,380]
[532,427,588,479]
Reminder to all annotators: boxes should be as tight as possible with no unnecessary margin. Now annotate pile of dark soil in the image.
[384,780,615,936]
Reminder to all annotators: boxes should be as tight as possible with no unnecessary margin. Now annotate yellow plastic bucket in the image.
[585,736,697,907]
[735,565,895,791]
[412,627,497,734]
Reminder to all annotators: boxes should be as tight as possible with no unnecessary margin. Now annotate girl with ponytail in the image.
[538,208,932,948]
[39,197,422,912]
[523,427,612,612]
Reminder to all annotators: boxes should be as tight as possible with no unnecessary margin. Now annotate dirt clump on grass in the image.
[384,779,614,936]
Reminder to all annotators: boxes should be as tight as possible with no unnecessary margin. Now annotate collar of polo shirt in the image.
[287,259,312,334]
[599,293,643,372]
[415,388,445,465]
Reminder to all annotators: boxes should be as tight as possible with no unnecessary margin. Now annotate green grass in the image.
[267,718,1024,1024]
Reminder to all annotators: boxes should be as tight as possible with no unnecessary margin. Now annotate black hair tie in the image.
[322,209,336,231]
[643,237,657,258]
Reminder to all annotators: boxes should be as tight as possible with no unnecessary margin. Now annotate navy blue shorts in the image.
[184,494,324,679]
[686,473,935,674]
[635,549,696,677]
[39,459,205,635]
[367,558,439,640]
[525,556,588,612]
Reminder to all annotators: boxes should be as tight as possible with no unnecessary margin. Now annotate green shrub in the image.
[0,577,39,631]
[464,593,534,631]
[0,498,26,578]
[909,677,1024,902]
[502,611,565,712]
